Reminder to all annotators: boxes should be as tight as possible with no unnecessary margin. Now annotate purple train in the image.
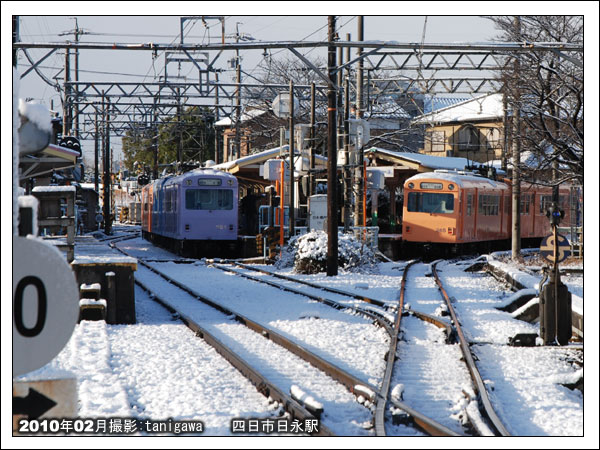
[141,168,239,256]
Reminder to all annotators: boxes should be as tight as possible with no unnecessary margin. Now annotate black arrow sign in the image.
[13,388,57,419]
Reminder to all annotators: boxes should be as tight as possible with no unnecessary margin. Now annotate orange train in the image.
[401,170,572,252]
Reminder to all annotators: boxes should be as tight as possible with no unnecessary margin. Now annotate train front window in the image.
[185,189,233,210]
[407,192,454,213]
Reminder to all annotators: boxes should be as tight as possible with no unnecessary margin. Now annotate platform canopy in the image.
[365,147,471,173]
[19,143,80,182]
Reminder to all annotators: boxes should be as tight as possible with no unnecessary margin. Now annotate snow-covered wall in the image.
[13,68,20,235]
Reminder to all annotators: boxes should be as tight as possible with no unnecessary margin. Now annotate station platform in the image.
[41,234,138,324]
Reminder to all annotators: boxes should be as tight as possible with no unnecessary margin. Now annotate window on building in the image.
[425,130,446,152]
[540,195,552,214]
[486,128,501,151]
[457,125,480,152]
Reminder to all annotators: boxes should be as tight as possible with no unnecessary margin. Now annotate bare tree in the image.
[491,16,583,185]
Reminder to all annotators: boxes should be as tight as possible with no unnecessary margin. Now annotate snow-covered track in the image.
[376,261,461,437]
[217,259,461,436]
[133,274,334,436]
[95,231,140,243]
[112,244,381,435]
[222,260,391,308]
[431,261,511,436]
[210,262,394,335]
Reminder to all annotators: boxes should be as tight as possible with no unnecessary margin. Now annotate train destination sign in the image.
[13,236,80,377]
[540,233,571,264]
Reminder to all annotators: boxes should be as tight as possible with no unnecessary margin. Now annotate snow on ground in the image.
[438,261,539,344]
[22,321,131,419]
[134,264,373,435]
[108,286,274,435]
[259,262,406,305]
[474,345,583,436]
[398,262,445,316]
[487,252,583,315]
[437,259,583,436]
[23,232,583,437]
[150,260,389,387]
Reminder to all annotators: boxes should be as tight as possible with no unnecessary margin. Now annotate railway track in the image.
[115,241,469,435]
[209,259,469,436]
[107,237,582,435]
[113,244,381,435]
[95,230,140,243]
[431,261,510,436]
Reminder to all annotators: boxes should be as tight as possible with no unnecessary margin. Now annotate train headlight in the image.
[448,184,455,190]
[408,182,414,189]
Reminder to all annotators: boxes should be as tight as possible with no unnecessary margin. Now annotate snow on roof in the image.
[72,255,138,266]
[214,108,267,127]
[19,99,52,133]
[213,145,290,171]
[364,96,411,119]
[18,195,39,209]
[164,167,237,186]
[412,93,504,125]
[422,96,471,114]
[32,185,77,193]
[407,170,508,190]
[366,147,470,170]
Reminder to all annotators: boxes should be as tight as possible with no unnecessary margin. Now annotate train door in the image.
[520,193,533,237]
[461,189,476,242]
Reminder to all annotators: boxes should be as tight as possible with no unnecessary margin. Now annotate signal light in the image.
[546,205,564,226]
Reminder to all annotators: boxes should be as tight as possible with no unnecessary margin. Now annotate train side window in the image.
[520,194,530,215]
[478,194,500,216]
[466,194,473,216]
[165,189,172,212]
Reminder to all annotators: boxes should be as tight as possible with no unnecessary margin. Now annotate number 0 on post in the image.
[12,236,79,377]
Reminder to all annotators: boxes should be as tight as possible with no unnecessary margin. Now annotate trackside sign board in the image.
[13,236,79,377]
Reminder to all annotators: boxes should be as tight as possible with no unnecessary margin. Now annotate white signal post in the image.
[13,236,80,377]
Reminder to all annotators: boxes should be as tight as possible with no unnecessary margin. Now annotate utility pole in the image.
[73,18,80,139]
[177,87,182,172]
[59,19,87,138]
[501,92,509,173]
[152,95,158,179]
[309,82,316,197]
[511,16,521,259]
[327,16,338,277]
[343,33,352,231]
[103,92,112,235]
[343,76,351,232]
[289,79,295,236]
[235,23,242,160]
[215,71,220,164]
[94,112,99,194]
[355,16,364,227]
[63,47,71,136]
